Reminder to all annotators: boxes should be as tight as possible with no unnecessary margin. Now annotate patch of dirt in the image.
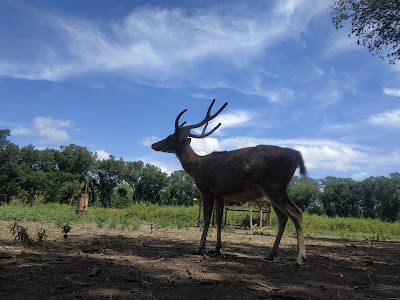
[0,220,399,299]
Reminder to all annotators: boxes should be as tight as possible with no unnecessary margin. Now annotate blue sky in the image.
[1,0,399,180]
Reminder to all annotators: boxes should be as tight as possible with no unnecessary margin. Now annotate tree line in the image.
[1,129,399,222]
[288,174,400,222]
[0,129,196,208]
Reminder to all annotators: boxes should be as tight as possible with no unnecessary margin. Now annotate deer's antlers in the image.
[175,99,228,138]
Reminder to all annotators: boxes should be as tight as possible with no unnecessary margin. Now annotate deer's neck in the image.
[175,144,201,177]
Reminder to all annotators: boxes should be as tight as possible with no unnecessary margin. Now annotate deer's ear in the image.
[178,128,190,141]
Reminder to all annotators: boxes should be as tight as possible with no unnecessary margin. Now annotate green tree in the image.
[374,173,400,222]
[359,176,378,218]
[165,170,196,206]
[111,184,133,208]
[124,160,144,202]
[19,145,46,205]
[60,178,81,205]
[0,129,11,150]
[97,156,125,207]
[19,171,45,206]
[331,0,400,64]
[320,176,361,217]
[288,176,322,214]
[0,142,21,201]
[59,144,95,182]
[38,148,60,172]
[134,164,169,204]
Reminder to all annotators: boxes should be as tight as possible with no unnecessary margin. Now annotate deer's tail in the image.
[296,151,309,180]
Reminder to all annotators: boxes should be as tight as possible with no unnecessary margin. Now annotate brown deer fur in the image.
[152,100,307,265]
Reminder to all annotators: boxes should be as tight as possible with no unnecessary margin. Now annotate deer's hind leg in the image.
[260,187,306,265]
[266,204,288,261]
[214,197,224,254]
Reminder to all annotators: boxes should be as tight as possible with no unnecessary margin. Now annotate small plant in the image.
[108,216,120,229]
[9,220,19,236]
[222,225,236,234]
[36,228,47,242]
[62,225,71,239]
[95,215,108,228]
[9,221,32,243]
[129,220,142,231]
[253,231,271,236]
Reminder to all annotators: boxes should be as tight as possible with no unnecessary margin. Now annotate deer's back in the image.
[195,145,300,197]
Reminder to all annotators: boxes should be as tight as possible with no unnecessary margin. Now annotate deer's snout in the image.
[151,142,161,151]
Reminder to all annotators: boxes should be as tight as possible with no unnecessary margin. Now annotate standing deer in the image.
[152,100,308,265]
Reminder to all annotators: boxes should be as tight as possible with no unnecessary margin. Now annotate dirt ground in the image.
[0,220,399,300]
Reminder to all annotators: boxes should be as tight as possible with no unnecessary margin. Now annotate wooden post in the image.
[249,202,252,230]
[76,194,88,214]
[258,200,262,229]
[269,202,272,227]
[197,198,202,227]
[76,183,89,215]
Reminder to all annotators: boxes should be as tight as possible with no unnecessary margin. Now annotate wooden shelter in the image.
[193,190,271,229]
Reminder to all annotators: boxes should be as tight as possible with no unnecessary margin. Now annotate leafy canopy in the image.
[331,0,400,64]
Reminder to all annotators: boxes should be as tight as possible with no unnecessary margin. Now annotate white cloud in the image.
[191,137,220,155]
[95,149,111,160]
[12,127,34,136]
[383,87,400,97]
[266,88,294,103]
[33,117,74,140]
[208,110,254,133]
[215,111,254,128]
[240,85,294,103]
[0,1,329,94]
[11,117,75,141]
[368,109,400,127]
[141,136,160,146]
[148,160,181,174]
[294,144,364,172]
[351,171,368,180]
[312,88,342,108]
[327,34,361,56]
[191,110,255,137]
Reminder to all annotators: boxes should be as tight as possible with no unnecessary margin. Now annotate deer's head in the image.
[151,99,228,154]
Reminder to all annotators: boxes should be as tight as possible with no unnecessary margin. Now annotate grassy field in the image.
[0,203,399,240]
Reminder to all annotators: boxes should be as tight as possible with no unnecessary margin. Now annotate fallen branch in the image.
[64,276,91,287]
[254,281,281,291]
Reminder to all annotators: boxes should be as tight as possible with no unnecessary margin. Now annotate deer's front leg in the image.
[193,193,214,254]
[214,197,224,254]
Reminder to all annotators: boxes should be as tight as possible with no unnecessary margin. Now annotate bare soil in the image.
[1,220,399,300]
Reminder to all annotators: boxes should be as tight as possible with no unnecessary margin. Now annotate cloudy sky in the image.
[1,0,399,180]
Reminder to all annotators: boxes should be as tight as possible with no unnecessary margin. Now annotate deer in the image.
[151,99,308,265]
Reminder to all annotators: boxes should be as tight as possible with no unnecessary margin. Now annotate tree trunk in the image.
[29,188,36,207]
[68,196,74,206]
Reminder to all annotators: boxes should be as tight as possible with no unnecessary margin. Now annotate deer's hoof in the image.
[190,249,202,255]
[294,255,306,267]
[265,252,276,261]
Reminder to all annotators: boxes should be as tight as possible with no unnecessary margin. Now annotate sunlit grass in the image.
[0,203,399,240]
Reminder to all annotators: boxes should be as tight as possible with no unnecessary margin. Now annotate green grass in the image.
[0,203,399,240]
[0,202,200,231]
